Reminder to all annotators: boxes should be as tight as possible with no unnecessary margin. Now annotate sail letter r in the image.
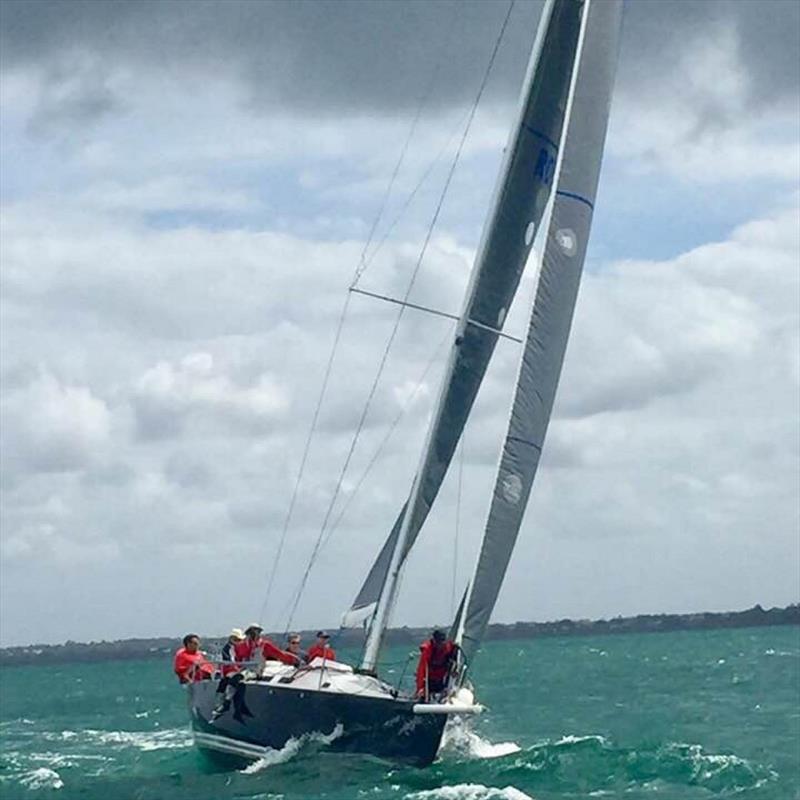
[534,146,556,185]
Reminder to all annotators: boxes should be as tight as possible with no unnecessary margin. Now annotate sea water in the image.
[0,626,798,799]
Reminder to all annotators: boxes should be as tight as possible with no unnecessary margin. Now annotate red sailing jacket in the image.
[415,640,456,693]
[234,636,299,666]
[173,648,214,684]
[261,637,300,665]
[234,638,259,662]
[307,644,336,662]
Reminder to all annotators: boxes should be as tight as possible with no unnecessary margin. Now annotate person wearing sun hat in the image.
[220,627,245,675]
[235,622,300,666]
[235,623,264,662]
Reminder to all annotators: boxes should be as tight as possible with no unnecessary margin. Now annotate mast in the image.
[457,0,623,666]
[360,0,584,672]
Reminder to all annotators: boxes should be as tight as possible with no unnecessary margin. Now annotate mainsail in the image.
[458,0,623,666]
[346,0,584,638]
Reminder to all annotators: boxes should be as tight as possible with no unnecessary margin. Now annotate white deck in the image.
[240,660,482,714]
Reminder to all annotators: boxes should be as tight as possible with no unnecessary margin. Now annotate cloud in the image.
[0,0,797,645]
[0,198,797,643]
[26,51,122,138]
[2,0,797,115]
[132,351,289,439]
[609,20,799,183]
[1,370,111,474]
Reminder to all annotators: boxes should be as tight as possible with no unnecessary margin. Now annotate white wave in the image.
[661,742,778,790]
[552,734,608,747]
[405,784,533,800]
[19,767,64,791]
[28,752,111,768]
[440,718,520,760]
[44,727,192,751]
[241,724,344,774]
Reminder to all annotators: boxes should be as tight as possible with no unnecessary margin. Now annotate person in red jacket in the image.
[415,628,457,700]
[234,624,264,662]
[173,634,215,684]
[306,631,336,662]
[235,623,300,666]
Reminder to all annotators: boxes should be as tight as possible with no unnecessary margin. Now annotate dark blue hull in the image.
[188,678,447,767]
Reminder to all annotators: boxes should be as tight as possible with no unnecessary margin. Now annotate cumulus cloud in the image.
[1,370,111,474]
[610,20,799,184]
[0,0,797,645]
[132,351,289,439]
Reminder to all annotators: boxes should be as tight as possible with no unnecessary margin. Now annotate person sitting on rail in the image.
[415,628,458,700]
[235,623,300,666]
[306,631,336,662]
[220,627,245,676]
[234,623,263,662]
[173,633,215,684]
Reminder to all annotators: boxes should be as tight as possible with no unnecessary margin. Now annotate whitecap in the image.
[28,752,111,768]
[552,734,607,747]
[405,784,533,800]
[241,724,344,773]
[19,767,64,791]
[661,742,778,791]
[439,718,521,760]
[47,727,193,751]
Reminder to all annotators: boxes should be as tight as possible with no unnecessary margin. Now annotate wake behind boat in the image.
[183,0,622,767]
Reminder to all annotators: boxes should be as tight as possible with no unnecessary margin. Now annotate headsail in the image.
[458,0,623,666]
[346,0,585,637]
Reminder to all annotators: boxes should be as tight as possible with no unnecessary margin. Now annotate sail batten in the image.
[348,0,586,659]
[458,0,623,666]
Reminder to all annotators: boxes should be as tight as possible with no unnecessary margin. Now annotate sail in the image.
[345,0,585,628]
[458,0,623,666]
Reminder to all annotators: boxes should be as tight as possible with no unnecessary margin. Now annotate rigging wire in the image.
[349,4,456,290]
[272,328,450,631]
[258,3,458,627]
[352,105,472,289]
[259,94,432,629]
[258,292,351,626]
[321,327,452,551]
[285,0,518,632]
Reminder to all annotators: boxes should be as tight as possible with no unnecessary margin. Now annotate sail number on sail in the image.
[534,145,557,186]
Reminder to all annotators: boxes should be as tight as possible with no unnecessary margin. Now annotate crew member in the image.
[234,623,264,662]
[220,627,244,676]
[235,623,299,666]
[173,634,215,684]
[261,636,300,665]
[286,632,307,663]
[307,631,336,662]
[415,628,457,700]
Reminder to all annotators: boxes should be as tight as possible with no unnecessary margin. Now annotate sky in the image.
[1,0,798,648]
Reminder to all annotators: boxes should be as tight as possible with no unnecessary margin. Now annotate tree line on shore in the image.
[1,603,797,668]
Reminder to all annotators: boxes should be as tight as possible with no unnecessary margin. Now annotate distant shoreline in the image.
[1,603,797,668]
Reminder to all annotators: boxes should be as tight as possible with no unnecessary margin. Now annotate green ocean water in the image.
[1,626,798,800]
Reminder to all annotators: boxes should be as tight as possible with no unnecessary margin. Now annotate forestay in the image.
[458,0,623,666]
[344,0,584,632]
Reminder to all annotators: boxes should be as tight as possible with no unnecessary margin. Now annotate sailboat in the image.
[187,0,622,767]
